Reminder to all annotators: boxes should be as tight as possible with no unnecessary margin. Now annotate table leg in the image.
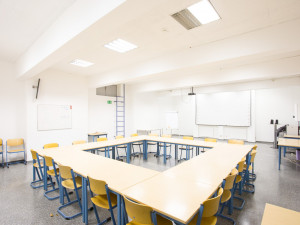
[111,146,116,159]
[143,140,148,160]
[156,143,159,156]
[187,145,190,160]
[278,146,281,170]
[284,146,286,157]
[43,158,47,191]
[117,194,121,225]
[82,177,87,224]
[126,143,131,163]
[175,144,178,160]
[164,143,167,164]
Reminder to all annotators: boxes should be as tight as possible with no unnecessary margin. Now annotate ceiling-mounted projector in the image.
[188,87,196,95]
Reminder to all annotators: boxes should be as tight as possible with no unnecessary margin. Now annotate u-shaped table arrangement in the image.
[34,135,254,225]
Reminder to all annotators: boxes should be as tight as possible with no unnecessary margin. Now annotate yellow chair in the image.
[57,163,82,219]
[97,137,111,157]
[243,150,257,193]
[6,138,26,168]
[30,149,44,189]
[0,138,3,167]
[228,139,244,145]
[187,187,224,225]
[204,138,217,142]
[88,177,117,225]
[233,158,246,210]
[43,143,59,149]
[157,134,172,159]
[147,133,159,155]
[116,135,127,160]
[131,133,143,157]
[179,136,194,161]
[44,156,60,200]
[218,169,238,224]
[123,195,172,225]
[72,140,86,145]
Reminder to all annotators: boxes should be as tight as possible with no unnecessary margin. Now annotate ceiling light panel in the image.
[187,0,220,25]
[70,59,94,67]
[104,39,138,53]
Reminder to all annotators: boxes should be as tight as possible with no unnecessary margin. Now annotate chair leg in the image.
[218,201,236,225]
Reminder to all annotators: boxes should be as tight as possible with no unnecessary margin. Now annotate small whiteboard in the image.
[37,104,72,131]
[165,112,178,129]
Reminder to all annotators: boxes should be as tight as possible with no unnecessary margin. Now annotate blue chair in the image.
[30,149,44,189]
[115,136,127,160]
[179,136,194,161]
[131,133,143,157]
[0,139,3,167]
[6,138,26,168]
[156,134,172,159]
[57,163,82,220]
[88,177,117,225]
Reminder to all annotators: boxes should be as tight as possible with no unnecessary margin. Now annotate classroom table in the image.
[277,138,300,170]
[261,203,300,225]
[123,144,253,224]
[283,134,300,139]
[35,148,159,225]
[88,132,108,142]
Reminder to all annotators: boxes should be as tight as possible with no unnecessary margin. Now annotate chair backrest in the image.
[88,177,107,195]
[202,187,223,218]
[250,150,257,163]
[237,158,246,173]
[123,196,153,224]
[131,133,138,137]
[162,134,171,138]
[44,156,54,167]
[0,138,2,146]
[204,138,217,142]
[30,149,38,160]
[183,136,193,140]
[97,137,108,142]
[224,168,238,190]
[7,138,24,146]
[44,143,59,149]
[228,139,244,145]
[252,145,257,151]
[58,164,72,179]
[116,135,124,139]
[72,140,86,145]
[149,133,158,137]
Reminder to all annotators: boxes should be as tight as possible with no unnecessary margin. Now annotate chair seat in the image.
[127,214,172,225]
[147,142,157,145]
[221,189,232,203]
[7,149,25,153]
[179,147,194,150]
[132,142,143,145]
[91,193,117,209]
[62,177,82,189]
[243,164,252,171]
[117,145,127,148]
[47,168,59,176]
[188,214,217,225]
[159,144,171,147]
[235,175,242,183]
[33,162,43,168]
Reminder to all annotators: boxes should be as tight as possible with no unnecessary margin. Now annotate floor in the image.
[0,141,299,225]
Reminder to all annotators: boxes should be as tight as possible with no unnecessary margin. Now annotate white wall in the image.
[88,88,116,140]
[0,61,26,161]
[26,70,88,160]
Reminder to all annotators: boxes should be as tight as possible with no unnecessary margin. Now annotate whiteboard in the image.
[37,104,72,131]
[165,112,178,129]
[196,91,251,126]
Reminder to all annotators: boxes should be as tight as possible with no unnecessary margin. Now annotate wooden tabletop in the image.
[284,134,300,139]
[261,203,300,225]
[88,132,107,136]
[123,174,216,224]
[278,138,300,148]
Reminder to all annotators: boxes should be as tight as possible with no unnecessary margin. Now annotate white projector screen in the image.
[196,91,251,126]
[37,104,72,131]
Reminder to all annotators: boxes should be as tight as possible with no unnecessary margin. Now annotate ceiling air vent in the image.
[171,9,201,30]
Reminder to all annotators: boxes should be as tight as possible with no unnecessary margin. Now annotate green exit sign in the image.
[107,100,112,104]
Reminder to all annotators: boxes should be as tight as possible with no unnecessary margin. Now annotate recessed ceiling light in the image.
[187,0,220,25]
[70,59,94,67]
[104,39,137,53]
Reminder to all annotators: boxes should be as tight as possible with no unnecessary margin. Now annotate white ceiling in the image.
[0,0,75,62]
[3,0,300,90]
